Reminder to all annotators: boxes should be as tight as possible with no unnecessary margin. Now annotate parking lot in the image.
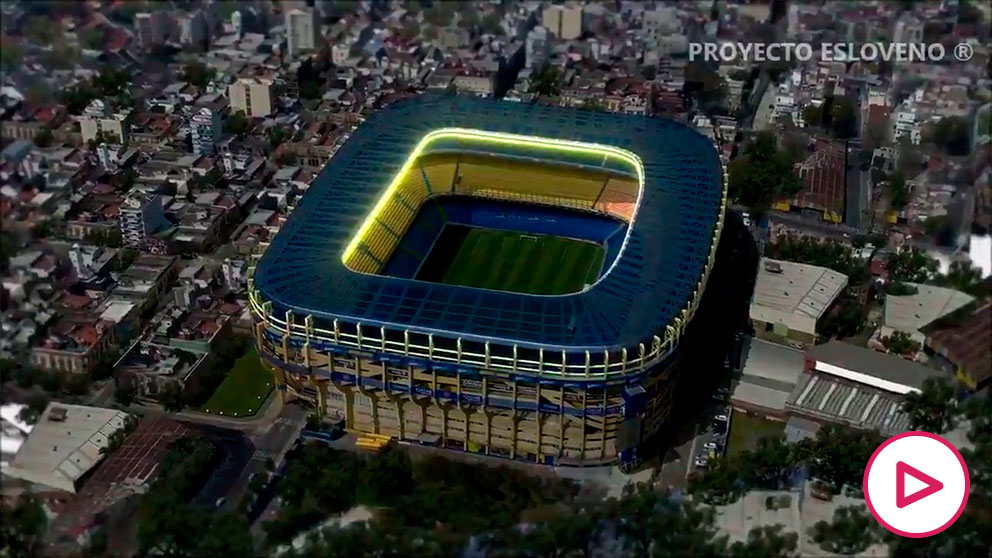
[655,382,734,488]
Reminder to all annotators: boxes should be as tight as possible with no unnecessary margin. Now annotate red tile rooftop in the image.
[219,302,242,315]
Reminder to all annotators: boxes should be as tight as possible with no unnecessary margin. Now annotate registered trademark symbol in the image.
[954,43,974,62]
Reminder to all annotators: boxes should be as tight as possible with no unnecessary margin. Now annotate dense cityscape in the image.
[0,1,989,557]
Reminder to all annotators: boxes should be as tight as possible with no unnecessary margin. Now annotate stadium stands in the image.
[346,149,639,277]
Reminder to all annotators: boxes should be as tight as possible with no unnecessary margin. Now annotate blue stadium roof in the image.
[253,94,724,352]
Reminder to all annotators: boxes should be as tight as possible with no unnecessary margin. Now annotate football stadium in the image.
[249,94,726,468]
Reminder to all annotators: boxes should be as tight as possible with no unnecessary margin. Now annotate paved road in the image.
[763,210,858,241]
[223,401,308,511]
[128,390,284,434]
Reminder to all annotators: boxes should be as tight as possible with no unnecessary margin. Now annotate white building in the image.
[285,7,320,58]
[4,404,130,493]
[120,194,168,246]
[222,258,247,290]
[190,107,221,155]
[643,6,680,43]
[78,99,132,147]
[228,77,275,118]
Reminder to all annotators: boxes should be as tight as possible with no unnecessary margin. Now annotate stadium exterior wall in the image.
[247,97,728,468]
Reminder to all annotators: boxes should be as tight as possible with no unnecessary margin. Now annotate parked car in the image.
[703,441,720,451]
[714,414,730,422]
[716,387,731,396]
[712,421,728,434]
[694,458,709,469]
[712,393,727,402]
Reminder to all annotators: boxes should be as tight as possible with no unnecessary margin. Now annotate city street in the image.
[222,401,308,512]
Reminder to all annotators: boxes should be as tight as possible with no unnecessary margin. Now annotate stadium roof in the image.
[254,94,724,351]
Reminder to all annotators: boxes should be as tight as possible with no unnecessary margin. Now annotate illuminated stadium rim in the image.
[340,127,645,296]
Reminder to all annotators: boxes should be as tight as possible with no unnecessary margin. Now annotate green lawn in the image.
[726,411,786,456]
[418,224,605,294]
[202,348,273,417]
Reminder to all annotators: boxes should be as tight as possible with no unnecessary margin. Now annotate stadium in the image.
[248,94,726,468]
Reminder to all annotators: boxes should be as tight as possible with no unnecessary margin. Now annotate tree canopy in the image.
[728,132,801,210]
[902,377,959,434]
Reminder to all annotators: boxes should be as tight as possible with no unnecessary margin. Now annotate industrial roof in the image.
[882,283,974,344]
[731,339,806,413]
[806,340,943,393]
[5,404,129,493]
[787,372,912,436]
[254,94,724,351]
[750,258,848,336]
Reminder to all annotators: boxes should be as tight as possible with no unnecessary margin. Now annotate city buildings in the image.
[78,99,132,147]
[542,4,583,40]
[285,7,320,58]
[119,193,169,247]
[3,404,130,493]
[750,259,848,349]
[190,107,221,155]
[134,11,169,49]
[228,77,275,118]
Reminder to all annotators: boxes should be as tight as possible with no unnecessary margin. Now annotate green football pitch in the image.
[416,224,606,294]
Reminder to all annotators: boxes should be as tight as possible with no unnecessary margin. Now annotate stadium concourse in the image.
[249,94,726,470]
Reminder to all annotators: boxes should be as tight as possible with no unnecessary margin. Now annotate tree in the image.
[458,6,480,28]
[902,377,959,434]
[829,96,857,139]
[115,376,137,406]
[481,12,504,35]
[933,261,992,299]
[0,493,48,557]
[159,381,185,412]
[885,281,918,296]
[806,425,883,492]
[517,506,601,558]
[924,214,958,247]
[79,26,107,50]
[727,132,802,210]
[888,248,938,283]
[423,3,454,26]
[61,372,91,396]
[33,128,54,148]
[225,111,252,139]
[729,525,799,558]
[888,170,910,209]
[809,505,880,555]
[931,116,970,156]
[0,40,25,71]
[612,484,726,556]
[181,61,214,87]
[268,127,291,149]
[801,104,823,128]
[18,392,50,425]
[529,65,562,97]
[881,330,920,356]
[25,16,59,44]
[817,299,868,340]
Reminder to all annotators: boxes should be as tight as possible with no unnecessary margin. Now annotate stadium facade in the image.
[249,94,726,469]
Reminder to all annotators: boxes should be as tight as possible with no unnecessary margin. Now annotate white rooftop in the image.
[882,283,974,343]
[750,258,848,336]
[5,404,129,493]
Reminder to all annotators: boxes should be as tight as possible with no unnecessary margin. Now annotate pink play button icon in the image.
[896,461,943,508]
[864,431,970,537]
